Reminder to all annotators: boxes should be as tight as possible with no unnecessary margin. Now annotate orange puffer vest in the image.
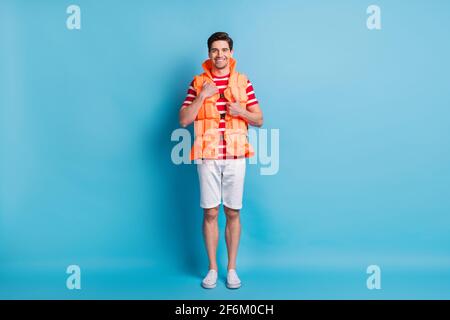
[190,57,255,161]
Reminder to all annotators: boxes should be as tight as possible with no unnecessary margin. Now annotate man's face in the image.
[208,40,233,70]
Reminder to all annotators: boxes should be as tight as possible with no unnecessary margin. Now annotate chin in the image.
[215,63,228,69]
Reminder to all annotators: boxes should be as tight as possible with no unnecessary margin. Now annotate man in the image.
[179,32,263,289]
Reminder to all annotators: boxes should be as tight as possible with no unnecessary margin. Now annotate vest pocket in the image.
[224,129,248,158]
[191,119,221,159]
[202,132,220,159]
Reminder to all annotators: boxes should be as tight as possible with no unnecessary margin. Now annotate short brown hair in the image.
[207,32,233,52]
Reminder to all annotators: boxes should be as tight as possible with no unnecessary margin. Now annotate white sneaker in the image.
[226,269,241,289]
[201,269,218,289]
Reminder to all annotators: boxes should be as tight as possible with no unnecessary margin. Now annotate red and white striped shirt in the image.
[180,73,258,159]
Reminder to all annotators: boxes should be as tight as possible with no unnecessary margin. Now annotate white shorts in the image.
[196,158,246,210]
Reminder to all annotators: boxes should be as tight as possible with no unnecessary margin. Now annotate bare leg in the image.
[203,206,219,271]
[224,206,241,271]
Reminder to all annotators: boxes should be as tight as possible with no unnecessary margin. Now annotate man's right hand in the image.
[199,82,219,100]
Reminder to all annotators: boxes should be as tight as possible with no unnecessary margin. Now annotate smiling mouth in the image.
[215,58,226,63]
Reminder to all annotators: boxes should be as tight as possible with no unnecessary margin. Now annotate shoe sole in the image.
[226,282,241,289]
[202,282,217,289]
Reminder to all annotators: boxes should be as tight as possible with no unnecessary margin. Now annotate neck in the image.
[211,65,230,77]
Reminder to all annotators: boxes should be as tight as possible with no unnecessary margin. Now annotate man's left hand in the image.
[226,101,244,117]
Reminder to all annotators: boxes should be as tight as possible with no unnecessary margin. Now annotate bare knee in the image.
[204,206,219,222]
[224,206,240,221]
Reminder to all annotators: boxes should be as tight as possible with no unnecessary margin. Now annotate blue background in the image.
[1,0,450,299]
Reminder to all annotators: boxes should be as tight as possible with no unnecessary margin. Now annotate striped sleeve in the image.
[180,80,197,109]
[246,79,258,107]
